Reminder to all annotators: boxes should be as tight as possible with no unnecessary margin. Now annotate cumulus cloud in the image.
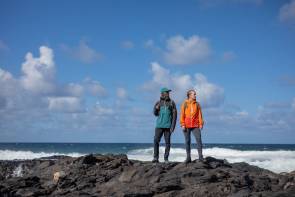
[255,100,295,131]
[194,73,225,107]
[93,101,114,115]
[0,45,125,141]
[0,46,107,112]
[142,62,224,107]
[163,35,211,65]
[20,46,56,94]
[65,83,84,97]
[279,0,295,23]
[61,40,103,64]
[48,97,85,113]
[83,78,107,97]
[0,68,15,97]
[145,35,211,66]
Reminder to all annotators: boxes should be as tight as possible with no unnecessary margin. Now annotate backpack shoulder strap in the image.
[183,101,187,111]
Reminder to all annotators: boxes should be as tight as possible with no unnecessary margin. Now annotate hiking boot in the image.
[184,158,191,164]
[152,158,159,163]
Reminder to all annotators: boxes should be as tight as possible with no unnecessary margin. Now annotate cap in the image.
[160,87,171,93]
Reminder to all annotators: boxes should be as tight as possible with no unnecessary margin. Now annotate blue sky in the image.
[0,0,295,143]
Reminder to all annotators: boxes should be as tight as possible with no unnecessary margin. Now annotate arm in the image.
[170,101,177,132]
[153,101,160,116]
[198,103,204,129]
[180,101,186,127]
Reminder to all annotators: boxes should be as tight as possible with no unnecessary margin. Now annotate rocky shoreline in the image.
[0,154,295,196]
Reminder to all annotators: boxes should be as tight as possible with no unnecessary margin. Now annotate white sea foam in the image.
[127,147,295,173]
[0,149,85,160]
[12,164,23,177]
[1,147,295,173]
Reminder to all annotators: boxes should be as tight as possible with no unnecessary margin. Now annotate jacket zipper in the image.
[190,102,193,127]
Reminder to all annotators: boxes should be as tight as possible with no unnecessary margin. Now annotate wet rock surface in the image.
[1,154,295,196]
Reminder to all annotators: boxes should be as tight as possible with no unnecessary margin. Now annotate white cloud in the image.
[93,101,114,115]
[61,40,102,64]
[279,0,295,23]
[255,100,295,131]
[193,73,224,107]
[121,41,134,49]
[150,62,170,86]
[163,35,211,65]
[0,68,18,108]
[0,68,13,82]
[65,83,84,97]
[0,46,107,113]
[48,97,84,113]
[84,78,107,97]
[142,62,224,107]
[20,46,56,94]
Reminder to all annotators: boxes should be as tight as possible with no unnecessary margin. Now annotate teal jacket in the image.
[153,98,177,131]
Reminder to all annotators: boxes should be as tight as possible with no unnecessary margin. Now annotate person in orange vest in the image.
[180,89,204,163]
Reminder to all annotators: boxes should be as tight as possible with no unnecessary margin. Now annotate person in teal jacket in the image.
[152,87,177,163]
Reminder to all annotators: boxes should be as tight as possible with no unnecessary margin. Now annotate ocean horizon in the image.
[1,142,295,174]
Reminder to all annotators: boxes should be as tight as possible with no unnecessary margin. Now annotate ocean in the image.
[1,143,295,173]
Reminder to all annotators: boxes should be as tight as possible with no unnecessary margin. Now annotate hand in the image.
[181,126,186,131]
[156,104,160,110]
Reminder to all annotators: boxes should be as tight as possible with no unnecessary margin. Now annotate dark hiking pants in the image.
[153,128,171,160]
[183,128,203,160]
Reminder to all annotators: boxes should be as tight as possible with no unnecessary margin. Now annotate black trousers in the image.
[153,128,171,160]
[183,128,203,160]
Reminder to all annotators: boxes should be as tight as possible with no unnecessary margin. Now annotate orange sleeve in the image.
[180,102,186,127]
[198,104,204,128]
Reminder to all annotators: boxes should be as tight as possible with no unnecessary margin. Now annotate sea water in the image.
[1,143,295,173]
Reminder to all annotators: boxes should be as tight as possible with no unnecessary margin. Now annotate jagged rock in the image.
[0,154,295,196]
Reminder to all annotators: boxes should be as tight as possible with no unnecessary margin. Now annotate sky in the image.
[0,0,295,143]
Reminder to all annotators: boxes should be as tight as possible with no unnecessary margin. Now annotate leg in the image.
[183,128,191,161]
[163,129,171,161]
[192,128,203,160]
[153,128,164,160]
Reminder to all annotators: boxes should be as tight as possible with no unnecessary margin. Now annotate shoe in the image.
[152,158,159,163]
[199,157,204,162]
[184,158,191,164]
[164,159,169,164]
